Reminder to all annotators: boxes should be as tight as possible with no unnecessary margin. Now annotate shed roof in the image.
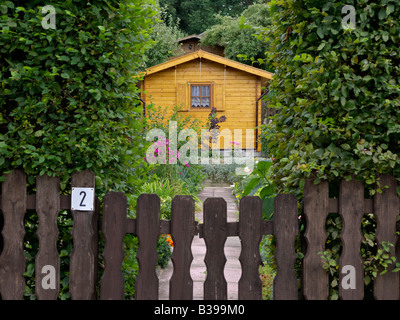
[144,49,273,80]
[176,34,202,43]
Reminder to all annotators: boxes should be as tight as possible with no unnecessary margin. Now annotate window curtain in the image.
[201,86,210,107]
[191,85,200,108]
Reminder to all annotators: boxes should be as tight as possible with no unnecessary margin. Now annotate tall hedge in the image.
[0,0,156,193]
[262,0,400,195]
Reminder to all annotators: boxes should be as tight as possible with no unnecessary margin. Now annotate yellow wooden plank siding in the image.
[142,50,272,151]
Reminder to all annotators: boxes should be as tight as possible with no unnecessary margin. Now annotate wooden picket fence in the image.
[303,175,400,300]
[0,170,399,300]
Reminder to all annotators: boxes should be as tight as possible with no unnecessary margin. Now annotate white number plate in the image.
[71,187,95,211]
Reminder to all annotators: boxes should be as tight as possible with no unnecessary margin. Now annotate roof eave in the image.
[144,50,273,80]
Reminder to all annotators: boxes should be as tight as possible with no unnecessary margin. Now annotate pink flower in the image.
[179,172,182,175]
[185,162,189,167]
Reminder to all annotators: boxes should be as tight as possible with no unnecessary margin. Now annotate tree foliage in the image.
[201,3,272,70]
[159,0,257,34]
[0,0,157,195]
[262,0,400,195]
[144,6,185,68]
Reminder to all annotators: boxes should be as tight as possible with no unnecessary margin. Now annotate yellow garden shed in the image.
[141,49,273,151]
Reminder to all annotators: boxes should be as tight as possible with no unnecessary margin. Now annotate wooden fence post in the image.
[203,198,227,300]
[0,170,26,300]
[100,192,127,300]
[238,196,263,300]
[273,194,299,300]
[69,170,97,300]
[35,174,60,300]
[338,178,364,300]
[135,194,160,300]
[303,179,329,300]
[373,175,400,300]
[169,195,196,300]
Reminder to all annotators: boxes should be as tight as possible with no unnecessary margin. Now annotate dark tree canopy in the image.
[159,0,257,34]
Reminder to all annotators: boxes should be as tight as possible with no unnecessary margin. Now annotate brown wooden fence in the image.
[303,175,400,300]
[100,191,298,300]
[0,170,399,300]
[0,170,99,300]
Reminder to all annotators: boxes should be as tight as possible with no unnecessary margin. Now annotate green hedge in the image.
[261,0,400,196]
[0,0,156,194]
[0,0,158,299]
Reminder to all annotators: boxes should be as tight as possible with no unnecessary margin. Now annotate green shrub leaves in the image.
[0,1,157,194]
[261,0,400,195]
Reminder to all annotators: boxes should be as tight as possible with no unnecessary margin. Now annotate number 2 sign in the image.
[71,187,95,211]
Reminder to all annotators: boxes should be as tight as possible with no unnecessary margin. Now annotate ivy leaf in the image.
[378,8,386,20]
[317,42,325,51]
[341,143,351,151]
[243,177,261,196]
[387,4,394,15]
[317,27,324,39]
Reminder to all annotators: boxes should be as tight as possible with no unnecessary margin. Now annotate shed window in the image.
[191,84,211,108]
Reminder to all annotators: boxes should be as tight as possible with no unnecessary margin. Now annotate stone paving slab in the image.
[158,187,241,300]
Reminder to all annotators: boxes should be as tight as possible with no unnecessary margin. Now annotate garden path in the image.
[158,186,241,300]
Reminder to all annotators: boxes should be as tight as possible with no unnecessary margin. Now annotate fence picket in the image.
[169,195,196,300]
[273,194,299,300]
[69,170,97,300]
[0,170,26,300]
[92,197,100,300]
[35,174,60,300]
[303,179,329,300]
[100,192,127,300]
[135,194,160,300]
[238,196,263,300]
[373,175,400,300]
[339,179,365,300]
[203,198,227,300]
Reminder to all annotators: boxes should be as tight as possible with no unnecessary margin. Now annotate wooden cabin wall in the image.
[143,59,261,150]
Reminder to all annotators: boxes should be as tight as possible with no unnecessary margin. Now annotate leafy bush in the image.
[144,7,185,68]
[259,263,276,300]
[202,163,242,185]
[122,234,139,300]
[139,174,201,220]
[0,0,158,299]
[157,235,173,269]
[0,1,156,193]
[256,0,400,300]
[260,0,400,196]
[233,159,276,220]
[318,212,400,300]
[201,3,272,70]
[122,234,173,300]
